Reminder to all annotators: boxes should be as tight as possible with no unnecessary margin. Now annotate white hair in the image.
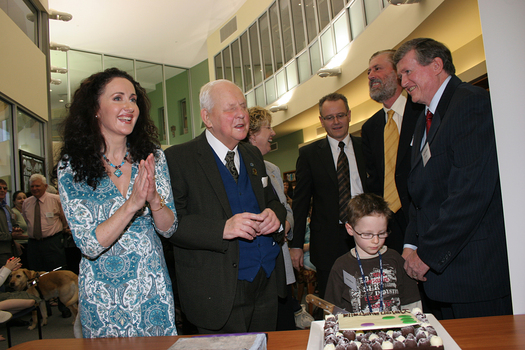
[199,79,240,111]
[29,173,47,185]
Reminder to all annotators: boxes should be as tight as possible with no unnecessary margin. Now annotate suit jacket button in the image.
[232,263,237,268]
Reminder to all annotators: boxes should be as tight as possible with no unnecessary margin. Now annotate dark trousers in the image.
[430,294,512,320]
[385,208,407,255]
[197,267,278,334]
[27,233,67,272]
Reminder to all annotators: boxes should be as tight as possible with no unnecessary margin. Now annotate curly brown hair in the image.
[56,67,159,189]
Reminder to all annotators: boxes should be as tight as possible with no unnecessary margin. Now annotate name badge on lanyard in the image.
[422,142,431,167]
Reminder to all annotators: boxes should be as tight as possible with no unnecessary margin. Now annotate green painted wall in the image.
[166,71,192,145]
[189,60,210,137]
[264,129,303,178]
[147,70,192,146]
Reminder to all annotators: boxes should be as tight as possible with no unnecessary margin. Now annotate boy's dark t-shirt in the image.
[325,247,420,313]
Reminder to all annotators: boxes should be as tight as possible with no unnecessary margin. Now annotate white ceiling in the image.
[48,0,248,68]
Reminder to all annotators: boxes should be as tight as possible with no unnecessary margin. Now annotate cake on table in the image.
[323,308,444,349]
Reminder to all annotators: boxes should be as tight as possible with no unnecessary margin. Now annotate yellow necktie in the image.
[384,110,402,213]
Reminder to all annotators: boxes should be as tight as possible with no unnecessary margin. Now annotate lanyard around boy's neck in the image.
[355,249,384,313]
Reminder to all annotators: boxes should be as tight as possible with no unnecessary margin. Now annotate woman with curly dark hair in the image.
[56,68,178,338]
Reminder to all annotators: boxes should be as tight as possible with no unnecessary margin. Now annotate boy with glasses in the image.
[325,193,421,313]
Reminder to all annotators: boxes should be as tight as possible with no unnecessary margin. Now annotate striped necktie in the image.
[384,110,402,213]
[337,141,351,223]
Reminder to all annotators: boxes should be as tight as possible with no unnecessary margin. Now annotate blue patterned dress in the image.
[57,149,177,338]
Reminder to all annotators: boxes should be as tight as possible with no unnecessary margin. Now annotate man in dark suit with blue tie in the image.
[362,50,423,254]
[165,80,286,333]
[394,38,512,319]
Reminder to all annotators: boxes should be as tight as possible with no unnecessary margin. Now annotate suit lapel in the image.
[397,99,419,168]
[318,138,338,186]
[411,75,461,169]
[195,133,233,217]
[427,75,462,145]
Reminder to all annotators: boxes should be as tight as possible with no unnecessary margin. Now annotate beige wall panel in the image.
[0,11,48,119]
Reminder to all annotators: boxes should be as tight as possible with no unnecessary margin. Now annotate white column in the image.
[478,0,525,314]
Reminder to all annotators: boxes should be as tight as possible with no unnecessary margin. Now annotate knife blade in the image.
[306,294,350,315]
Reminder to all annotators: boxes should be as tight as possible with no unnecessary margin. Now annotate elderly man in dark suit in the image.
[165,80,286,334]
[362,50,423,254]
[290,93,367,299]
[395,38,512,319]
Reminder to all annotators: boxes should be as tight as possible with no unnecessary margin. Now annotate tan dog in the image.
[9,268,79,330]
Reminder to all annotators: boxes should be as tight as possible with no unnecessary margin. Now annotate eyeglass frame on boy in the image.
[351,227,390,240]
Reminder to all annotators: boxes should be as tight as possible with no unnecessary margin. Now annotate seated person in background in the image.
[11,191,28,259]
[0,257,39,341]
[0,180,23,267]
[325,193,421,313]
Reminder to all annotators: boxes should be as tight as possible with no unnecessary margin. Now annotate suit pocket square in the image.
[262,176,268,187]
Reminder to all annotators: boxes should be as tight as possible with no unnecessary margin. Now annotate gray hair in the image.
[393,38,455,75]
[369,49,396,66]
[200,79,240,111]
[29,174,47,185]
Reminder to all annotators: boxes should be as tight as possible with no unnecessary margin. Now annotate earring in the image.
[95,115,99,118]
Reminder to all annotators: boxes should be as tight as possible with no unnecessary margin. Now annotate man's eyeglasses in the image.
[352,227,390,239]
[321,112,348,122]
[0,186,7,191]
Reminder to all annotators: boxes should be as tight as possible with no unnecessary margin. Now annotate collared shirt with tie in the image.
[22,191,65,239]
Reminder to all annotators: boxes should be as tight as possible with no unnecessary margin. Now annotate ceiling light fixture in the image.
[317,67,341,78]
[388,0,421,5]
[50,66,68,74]
[269,105,288,113]
[49,9,73,21]
[50,42,70,52]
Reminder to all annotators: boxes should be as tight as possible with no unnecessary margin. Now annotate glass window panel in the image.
[320,29,335,65]
[276,70,288,97]
[136,61,165,143]
[246,91,256,108]
[286,61,299,89]
[316,0,330,31]
[265,77,277,105]
[297,51,310,83]
[255,85,265,106]
[309,41,322,75]
[280,0,294,63]
[259,13,274,79]
[69,51,103,92]
[17,109,43,158]
[222,47,232,82]
[104,56,134,75]
[249,24,263,86]
[334,12,350,52]
[0,0,37,44]
[291,0,306,53]
[215,53,223,80]
[231,40,243,90]
[165,66,190,145]
[304,0,318,44]
[349,0,365,40]
[49,50,68,140]
[240,32,253,92]
[269,3,284,71]
[331,0,345,18]
[0,100,13,184]
[364,0,381,25]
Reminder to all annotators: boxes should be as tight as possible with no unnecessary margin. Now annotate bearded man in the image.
[361,50,423,254]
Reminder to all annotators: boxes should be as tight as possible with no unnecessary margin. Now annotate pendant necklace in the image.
[103,150,129,178]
